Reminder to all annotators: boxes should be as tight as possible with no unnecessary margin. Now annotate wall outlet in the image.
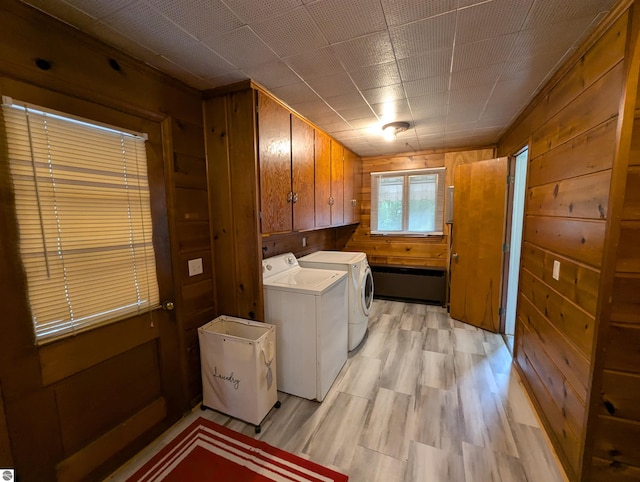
[552,260,560,280]
[302,236,307,247]
[188,258,203,277]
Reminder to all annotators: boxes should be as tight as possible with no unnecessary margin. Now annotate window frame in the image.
[370,167,446,236]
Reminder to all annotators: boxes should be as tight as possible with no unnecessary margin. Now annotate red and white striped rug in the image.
[126,417,349,481]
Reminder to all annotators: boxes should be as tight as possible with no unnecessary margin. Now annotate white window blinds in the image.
[371,167,446,235]
[1,98,159,344]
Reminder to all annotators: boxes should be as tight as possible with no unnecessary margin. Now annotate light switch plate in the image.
[552,260,560,280]
[188,258,203,277]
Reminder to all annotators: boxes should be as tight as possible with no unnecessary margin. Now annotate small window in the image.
[370,167,445,235]
[1,97,159,344]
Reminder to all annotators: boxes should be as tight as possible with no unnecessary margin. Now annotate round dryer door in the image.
[361,265,374,316]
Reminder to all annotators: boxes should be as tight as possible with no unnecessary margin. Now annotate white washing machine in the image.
[262,252,348,401]
[298,251,374,351]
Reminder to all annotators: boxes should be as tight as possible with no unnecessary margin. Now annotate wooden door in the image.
[343,148,355,224]
[331,140,344,225]
[315,129,332,228]
[449,157,509,332]
[0,88,183,480]
[291,116,315,231]
[258,92,292,234]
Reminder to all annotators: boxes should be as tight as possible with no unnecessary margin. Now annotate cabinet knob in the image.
[287,192,293,202]
[329,196,334,206]
[351,199,357,207]
[293,192,299,203]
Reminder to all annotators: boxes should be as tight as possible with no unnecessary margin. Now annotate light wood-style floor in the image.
[107,300,568,482]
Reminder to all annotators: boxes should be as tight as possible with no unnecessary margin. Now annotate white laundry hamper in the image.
[198,316,280,433]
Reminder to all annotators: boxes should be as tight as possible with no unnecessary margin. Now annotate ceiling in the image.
[21,0,616,157]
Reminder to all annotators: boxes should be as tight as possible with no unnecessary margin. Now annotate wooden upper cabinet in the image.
[330,140,344,226]
[343,148,360,224]
[258,92,292,234]
[315,129,332,228]
[291,116,315,231]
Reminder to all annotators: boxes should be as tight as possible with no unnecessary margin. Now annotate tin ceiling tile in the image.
[332,31,396,71]
[164,42,239,78]
[361,83,406,105]
[145,0,243,40]
[251,6,328,57]
[389,11,456,60]
[456,0,534,45]
[244,61,301,89]
[380,0,457,27]
[452,34,517,72]
[306,72,358,98]
[222,0,303,24]
[339,105,378,121]
[450,63,504,90]
[511,17,595,58]
[100,1,197,56]
[323,92,370,110]
[202,26,278,69]
[349,62,401,91]
[306,0,387,43]
[397,49,452,82]
[60,0,134,19]
[284,47,345,79]
[270,82,321,105]
[523,0,615,29]
[448,84,494,106]
[403,75,449,98]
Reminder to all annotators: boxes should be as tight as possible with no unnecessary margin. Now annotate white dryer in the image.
[262,252,348,401]
[298,251,374,351]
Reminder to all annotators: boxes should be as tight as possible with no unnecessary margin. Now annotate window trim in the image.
[370,167,446,236]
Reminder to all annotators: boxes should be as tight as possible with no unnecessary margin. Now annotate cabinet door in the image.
[343,148,355,224]
[352,150,361,223]
[291,116,315,231]
[330,140,344,226]
[258,93,292,234]
[315,129,332,228]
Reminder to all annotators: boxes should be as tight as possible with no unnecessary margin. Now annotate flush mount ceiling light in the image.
[382,121,410,141]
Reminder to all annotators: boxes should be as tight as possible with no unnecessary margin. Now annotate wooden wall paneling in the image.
[258,92,292,234]
[518,294,590,402]
[602,323,640,373]
[0,383,11,467]
[315,129,332,228]
[227,90,263,320]
[518,268,595,358]
[517,321,585,452]
[0,1,203,125]
[611,273,640,323]
[616,221,640,271]
[56,398,166,482]
[591,415,640,468]
[523,217,606,268]
[204,95,238,317]
[54,342,161,456]
[526,170,611,220]
[600,370,640,421]
[529,62,624,159]
[590,456,640,482]
[262,227,338,259]
[330,140,344,226]
[527,119,618,188]
[498,11,628,157]
[520,242,600,317]
[622,167,640,218]
[516,331,582,479]
[291,115,315,231]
